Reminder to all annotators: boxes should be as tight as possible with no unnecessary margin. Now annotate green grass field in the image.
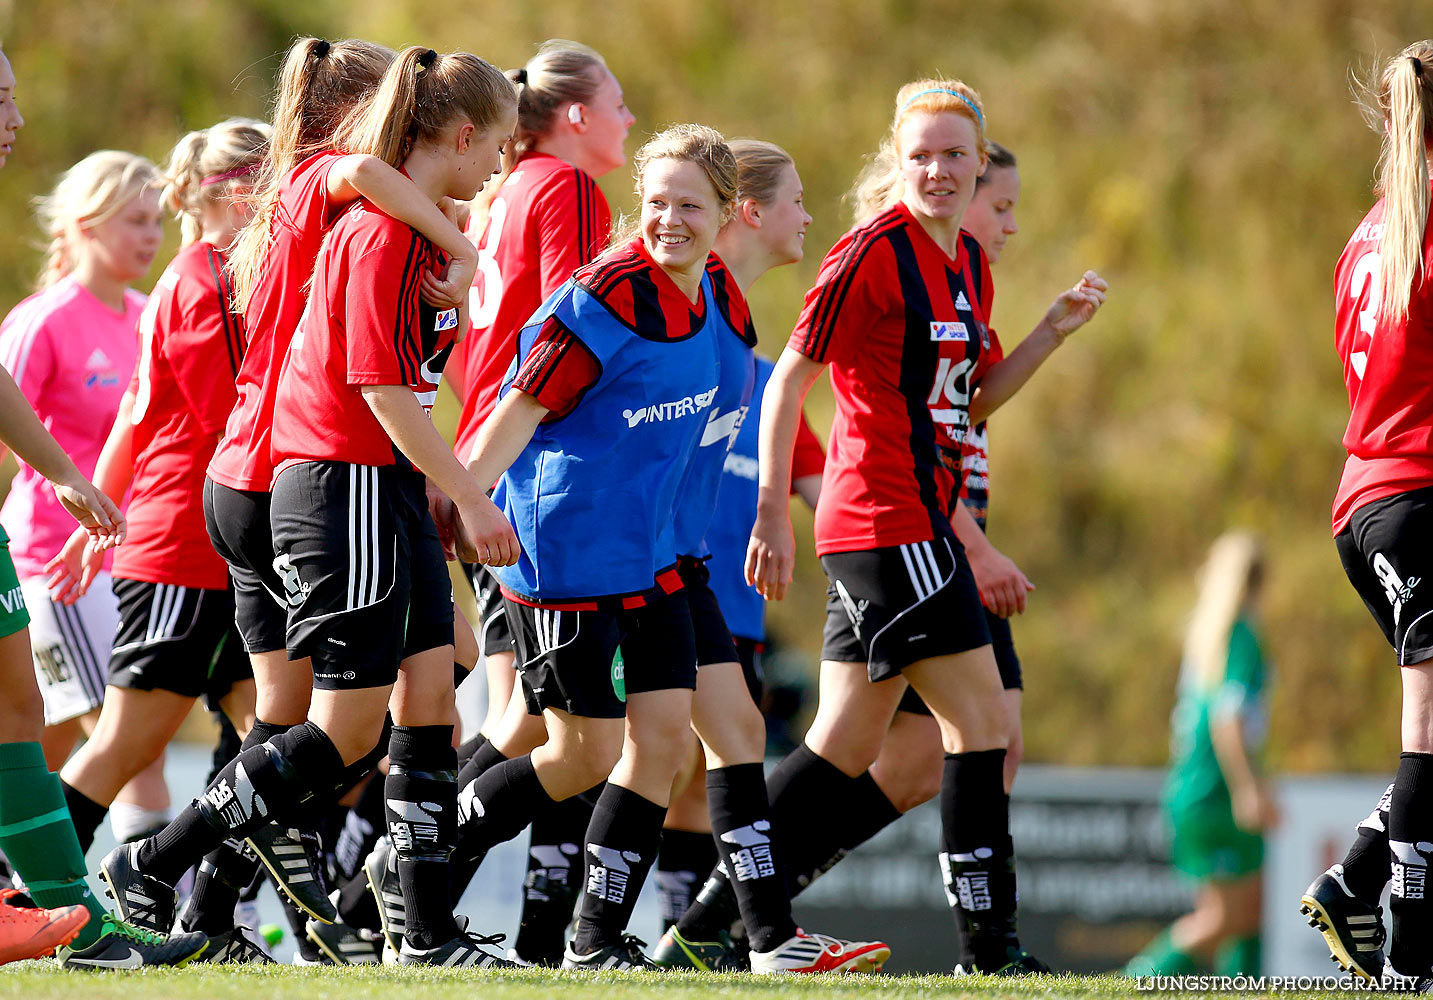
[0,966,1375,1000]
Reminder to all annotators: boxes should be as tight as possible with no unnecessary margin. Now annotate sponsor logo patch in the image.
[930,321,968,342]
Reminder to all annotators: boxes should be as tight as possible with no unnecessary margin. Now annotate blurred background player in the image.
[1125,531,1274,977]
[0,43,207,970]
[0,149,171,844]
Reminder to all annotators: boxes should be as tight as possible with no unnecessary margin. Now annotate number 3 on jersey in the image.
[1349,249,1380,380]
[469,198,507,330]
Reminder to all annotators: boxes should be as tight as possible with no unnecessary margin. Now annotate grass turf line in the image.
[0,965,1377,1000]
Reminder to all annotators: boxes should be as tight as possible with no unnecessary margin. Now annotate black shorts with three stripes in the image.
[107,577,251,701]
[270,461,454,690]
[819,537,991,683]
[504,588,696,719]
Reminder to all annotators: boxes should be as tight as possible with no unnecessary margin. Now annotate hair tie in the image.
[901,87,984,128]
[513,67,528,85]
[1414,56,1426,78]
[201,162,262,188]
[418,49,438,69]
[312,39,330,59]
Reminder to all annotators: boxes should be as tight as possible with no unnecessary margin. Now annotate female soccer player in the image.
[1298,39,1433,984]
[47,118,273,962]
[444,40,632,962]
[99,46,518,970]
[0,150,166,807]
[447,127,877,973]
[1126,532,1272,977]
[199,36,480,943]
[0,44,206,971]
[653,139,885,974]
[745,78,1103,975]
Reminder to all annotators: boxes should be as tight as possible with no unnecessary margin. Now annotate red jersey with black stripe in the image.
[113,241,243,589]
[789,202,993,556]
[208,150,345,491]
[952,325,1003,529]
[271,201,458,476]
[452,153,611,464]
[1333,192,1433,534]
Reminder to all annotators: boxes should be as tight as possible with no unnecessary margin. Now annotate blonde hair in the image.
[339,46,516,169]
[34,150,163,289]
[1358,41,1433,325]
[509,40,608,157]
[163,118,271,246]
[609,124,738,249]
[848,78,988,224]
[1182,531,1266,689]
[230,37,394,313]
[728,138,794,207]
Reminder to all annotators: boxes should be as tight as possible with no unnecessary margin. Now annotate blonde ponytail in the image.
[230,36,394,313]
[1361,41,1433,325]
[1182,532,1265,690]
[161,118,270,246]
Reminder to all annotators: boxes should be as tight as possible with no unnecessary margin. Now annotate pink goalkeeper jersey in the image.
[0,276,144,578]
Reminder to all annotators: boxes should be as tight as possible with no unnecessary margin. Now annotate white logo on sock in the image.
[1390,840,1433,900]
[720,821,777,882]
[586,844,642,904]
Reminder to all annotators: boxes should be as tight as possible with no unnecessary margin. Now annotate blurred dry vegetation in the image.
[0,0,1423,772]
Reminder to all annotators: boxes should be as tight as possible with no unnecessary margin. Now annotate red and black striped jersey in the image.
[451,153,612,463]
[789,201,993,556]
[497,240,723,428]
[114,241,244,589]
[272,201,458,476]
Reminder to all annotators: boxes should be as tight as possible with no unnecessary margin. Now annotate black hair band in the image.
[1413,56,1425,78]
[513,67,528,85]
[313,39,331,59]
[418,48,438,69]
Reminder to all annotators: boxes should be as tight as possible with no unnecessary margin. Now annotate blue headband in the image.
[901,88,984,128]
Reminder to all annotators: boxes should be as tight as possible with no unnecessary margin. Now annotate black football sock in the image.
[674,742,850,942]
[512,792,593,964]
[181,720,292,933]
[59,779,109,855]
[1388,753,1433,977]
[332,773,386,885]
[655,828,718,933]
[707,763,798,953]
[791,770,902,897]
[936,749,1017,973]
[571,784,666,955]
[137,720,341,886]
[456,733,489,768]
[451,754,552,887]
[454,738,508,793]
[1341,782,1394,902]
[385,725,460,950]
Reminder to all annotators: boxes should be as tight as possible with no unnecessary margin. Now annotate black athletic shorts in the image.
[505,588,696,719]
[733,636,764,705]
[897,608,1021,714]
[204,478,287,654]
[820,537,991,683]
[270,462,455,690]
[1336,484,1433,665]
[462,561,514,659]
[108,577,252,701]
[677,556,742,669]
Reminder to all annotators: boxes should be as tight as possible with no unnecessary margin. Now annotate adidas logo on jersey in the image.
[85,347,112,369]
[930,321,968,342]
[955,291,971,312]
